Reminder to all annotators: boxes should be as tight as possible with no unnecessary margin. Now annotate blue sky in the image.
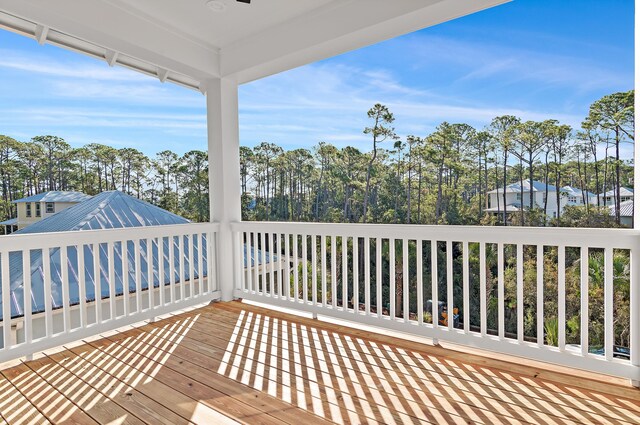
[0,0,634,157]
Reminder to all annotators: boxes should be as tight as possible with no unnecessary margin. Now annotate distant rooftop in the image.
[609,199,634,218]
[599,187,634,197]
[487,180,557,194]
[13,191,92,204]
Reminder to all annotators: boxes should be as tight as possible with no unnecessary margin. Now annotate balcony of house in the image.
[1,221,639,424]
[0,0,639,423]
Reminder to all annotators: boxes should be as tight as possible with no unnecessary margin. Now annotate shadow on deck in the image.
[0,301,639,424]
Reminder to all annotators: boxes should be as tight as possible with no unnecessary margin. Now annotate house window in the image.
[516,193,521,201]
[568,196,577,203]
[45,202,55,214]
[35,203,41,217]
[26,203,31,217]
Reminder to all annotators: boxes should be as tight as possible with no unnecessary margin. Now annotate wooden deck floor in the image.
[1,301,639,425]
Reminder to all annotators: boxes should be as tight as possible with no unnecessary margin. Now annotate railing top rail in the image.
[0,222,220,251]
[231,221,640,249]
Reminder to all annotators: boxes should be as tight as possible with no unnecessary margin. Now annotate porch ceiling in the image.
[0,0,508,89]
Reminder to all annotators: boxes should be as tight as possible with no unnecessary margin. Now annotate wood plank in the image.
[63,341,238,425]
[0,373,50,425]
[213,302,640,423]
[186,308,614,425]
[86,336,290,425]
[220,301,640,402]
[101,312,434,424]
[24,356,145,425]
[137,308,524,424]
[1,363,98,424]
[47,347,189,425]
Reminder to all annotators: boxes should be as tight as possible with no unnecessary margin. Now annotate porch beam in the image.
[206,77,242,302]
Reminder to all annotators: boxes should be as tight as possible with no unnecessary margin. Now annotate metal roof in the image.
[599,187,635,198]
[487,180,558,195]
[2,191,276,319]
[609,200,634,218]
[0,218,17,226]
[13,191,92,204]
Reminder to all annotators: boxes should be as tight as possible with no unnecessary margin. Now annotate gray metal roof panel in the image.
[13,191,92,204]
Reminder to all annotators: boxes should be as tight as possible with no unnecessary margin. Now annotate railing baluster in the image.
[580,246,589,356]
[498,242,504,339]
[285,233,291,299]
[446,240,453,331]
[403,239,409,322]
[302,233,308,303]
[169,236,176,303]
[135,239,142,312]
[463,241,469,333]
[277,233,283,298]
[417,240,423,326]
[211,231,218,292]
[22,250,32,344]
[78,245,87,328]
[604,247,614,361]
[107,242,116,320]
[147,238,154,310]
[480,242,486,336]
[331,236,337,308]
[376,237,382,319]
[253,232,260,294]
[189,234,195,299]
[342,236,347,311]
[517,243,524,342]
[311,234,317,305]
[293,234,299,302]
[536,244,544,346]
[353,236,359,315]
[159,237,166,305]
[431,240,438,327]
[262,232,268,296]
[197,233,203,297]
[93,243,102,324]
[558,245,566,351]
[61,245,71,332]
[321,235,327,308]
[364,237,370,316]
[390,238,395,319]
[43,247,53,336]
[121,240,129,317]
[244,233,250,293]
[179,234,185,301]
[1,250,11,349]
[270,233,277,297]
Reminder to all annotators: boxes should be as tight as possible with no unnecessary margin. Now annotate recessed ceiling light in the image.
[206,0,227,12]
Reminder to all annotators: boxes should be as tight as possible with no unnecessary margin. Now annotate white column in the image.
[632,0,640,387]
[206,77,242,302]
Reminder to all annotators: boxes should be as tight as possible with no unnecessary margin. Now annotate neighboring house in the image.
[562,186,596,207]
[2,191,91,233]
[597,187,634,206]
[609,199,634,228]
[2,190,282,320]
[485,180,596,220]
[486,180,562,219]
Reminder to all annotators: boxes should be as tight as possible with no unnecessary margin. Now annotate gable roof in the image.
[599,187,635,198]
[609,199,634,218]
[13,191,92,204]
[561,186,597,199]
[488,180,557,194]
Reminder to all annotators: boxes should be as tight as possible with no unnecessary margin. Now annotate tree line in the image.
[242,90,634,227]
[0,137,210,224]
[0,90,633,230]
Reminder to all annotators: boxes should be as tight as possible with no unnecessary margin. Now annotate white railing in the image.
[0,222,220,363]
[232,221,640,383]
